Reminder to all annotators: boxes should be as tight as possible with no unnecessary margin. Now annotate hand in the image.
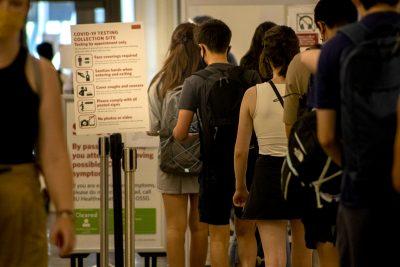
[233,188,249,207]
[50,216,76,257]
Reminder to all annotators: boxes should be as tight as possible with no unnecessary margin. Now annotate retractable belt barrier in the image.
[98,134,137,267]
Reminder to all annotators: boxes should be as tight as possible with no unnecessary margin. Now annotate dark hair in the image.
[240,21,276,78]
[259,25,300,79]
[149,23,200,99]
[314,0,358,29]
[196,19,231,53]
[191,15,213,25]
[37,42,54,60]
[359,0,399,9]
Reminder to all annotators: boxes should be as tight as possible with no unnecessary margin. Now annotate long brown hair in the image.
[149,23,200,99]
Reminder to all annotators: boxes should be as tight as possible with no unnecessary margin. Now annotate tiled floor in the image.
[49,252,167,267]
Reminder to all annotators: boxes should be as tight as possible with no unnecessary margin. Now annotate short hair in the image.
[260,25,300,78]
[359,0,399,9]
[196,19,231,53]
[314,0,358,29]
[36,42,54,61]
[190,15,213,25]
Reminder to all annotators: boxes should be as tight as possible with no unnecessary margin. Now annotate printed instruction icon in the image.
[79,115,97,128]
[77,84,95,98]
[78,100,96,113]
[76,70,94,83]
[75,54,93,67]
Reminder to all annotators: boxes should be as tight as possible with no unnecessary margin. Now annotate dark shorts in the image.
[302,202,338,249]
[198,167,235,225]
[337,200,400,267]
[242,155,295,220]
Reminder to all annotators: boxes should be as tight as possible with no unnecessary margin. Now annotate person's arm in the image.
[300,50,321,74]
[316,109,342,166]
[173,109,194,141]
[147,82,162,136]
[36,59,75,256]
[284,53,307,138]
[233,88,255,207]
[392,99,400,192]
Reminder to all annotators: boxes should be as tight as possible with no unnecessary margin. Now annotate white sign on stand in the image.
[64,97,165,252]
[71,22,149,135]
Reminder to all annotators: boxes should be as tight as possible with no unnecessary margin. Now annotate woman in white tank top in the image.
[233,26,312,267]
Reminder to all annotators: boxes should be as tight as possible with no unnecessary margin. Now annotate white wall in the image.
[184,0,319,61]
[187,5,285,60]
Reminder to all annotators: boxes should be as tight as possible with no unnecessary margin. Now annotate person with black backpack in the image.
[282,1,358,267]
[147,23,208,267]
[314,0,400,266]
[173,19,261,267]
[393,99,400,192]
[233,25,311,267]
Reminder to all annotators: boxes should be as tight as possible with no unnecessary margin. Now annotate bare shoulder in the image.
[243,85,257,116]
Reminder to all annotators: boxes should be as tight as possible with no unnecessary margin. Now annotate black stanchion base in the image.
[69,252,166,267]
[69,253,90,267]
[138,252,167,267]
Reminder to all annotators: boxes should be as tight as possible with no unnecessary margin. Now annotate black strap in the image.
[339,23,369,45]
[268,80,284,108]
[192,69,214,80]
[28,55,43,97]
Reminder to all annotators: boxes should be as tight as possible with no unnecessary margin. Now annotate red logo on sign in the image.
[131,24,141,30]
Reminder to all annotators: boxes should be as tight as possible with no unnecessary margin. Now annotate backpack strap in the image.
[268,80,284,108]
[27,55,43,97]
[339,23,369,45]
[192,69,214,80]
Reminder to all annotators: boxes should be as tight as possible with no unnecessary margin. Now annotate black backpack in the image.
[339,22,400,195]
[281,78,342,209]
[193,66,252,170]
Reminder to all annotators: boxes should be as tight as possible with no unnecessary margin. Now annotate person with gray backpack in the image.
[147,23,208,267]
[314,0,400,266]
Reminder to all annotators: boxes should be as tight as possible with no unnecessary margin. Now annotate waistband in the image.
[258,154,285,160]
[0,163,38,176]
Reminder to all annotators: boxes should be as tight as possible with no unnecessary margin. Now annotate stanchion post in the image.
[110,133,124,267]
[98,137,110,267]
[123,148,137,267]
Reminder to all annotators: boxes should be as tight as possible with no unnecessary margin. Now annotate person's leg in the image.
[209,224,231,267]
[188,194,209,267]
[316,242,339,267]
[257,220,288,267]
[162,194,189,267]
[290,219,313,267]
[234,217,257,267]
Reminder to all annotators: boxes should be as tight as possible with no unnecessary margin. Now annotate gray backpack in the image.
[159,86,202,176]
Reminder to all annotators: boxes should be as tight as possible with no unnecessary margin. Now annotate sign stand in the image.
[110,134,124,267]
[123,147,137,267]
[99,137,110,266]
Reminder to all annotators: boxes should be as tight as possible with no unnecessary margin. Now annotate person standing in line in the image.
[393,98,400,192]
[0,0,75,266]
[284,1,358,267]
[233,20,276,267]
[174,19,261,267]
[189,15,238,66]
[314,0,400,266]
[147,23,208,267]
[233,25,308,267]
